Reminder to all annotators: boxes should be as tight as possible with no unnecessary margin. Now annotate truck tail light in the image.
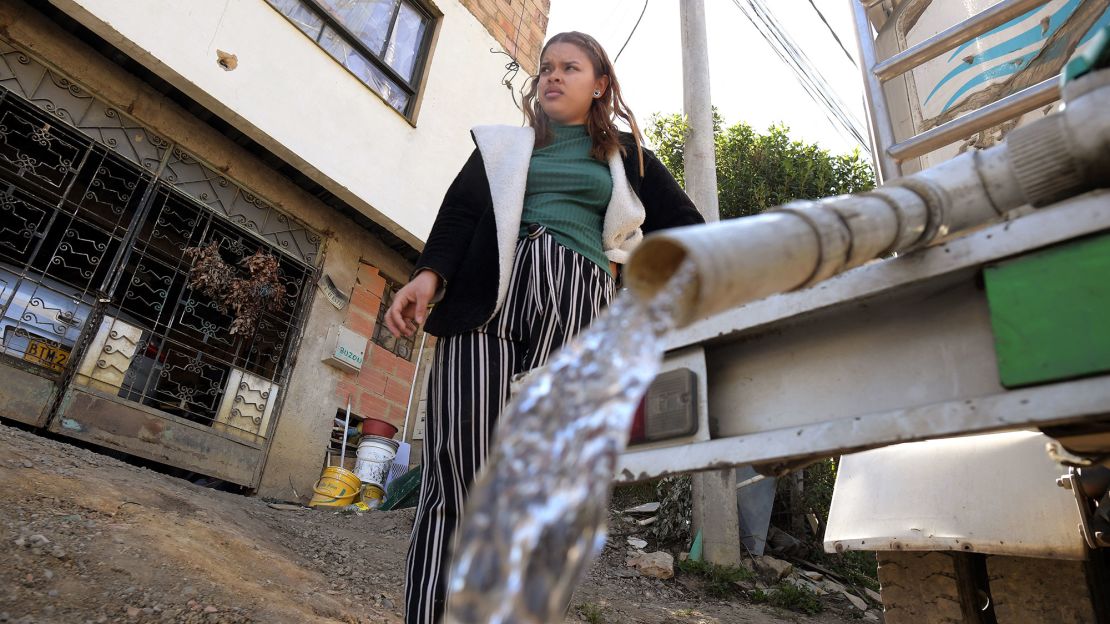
[628,368,698,446]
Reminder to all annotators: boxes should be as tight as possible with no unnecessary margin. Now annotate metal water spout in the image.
[624,63,1110,329]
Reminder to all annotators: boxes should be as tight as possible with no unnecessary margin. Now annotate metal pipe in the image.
[873,0,1053,81]
[736,474,767,490]
[624,70,1110,328]
[400,333,427,440]
[339,395,352,466]
[887,77,1059,161]
[850,0,901,181]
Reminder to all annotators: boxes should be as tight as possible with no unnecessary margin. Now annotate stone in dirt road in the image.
[754,555,793,581]
[626,551,674,580]
[786,576,826,595]
[842,590,868,610]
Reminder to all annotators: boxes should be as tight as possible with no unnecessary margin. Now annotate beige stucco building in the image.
[0,0,548,499]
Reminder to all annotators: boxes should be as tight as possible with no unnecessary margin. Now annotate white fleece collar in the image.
[470,125,647,321]
[602,149,646,264]
[471,125,535,322]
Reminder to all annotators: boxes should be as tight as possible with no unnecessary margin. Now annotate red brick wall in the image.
[459,0,551,76]
[333,262,419,429]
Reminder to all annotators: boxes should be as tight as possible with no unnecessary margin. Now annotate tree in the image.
[646,113,876,220]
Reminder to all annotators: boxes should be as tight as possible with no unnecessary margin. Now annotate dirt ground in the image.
[0,421,868,623]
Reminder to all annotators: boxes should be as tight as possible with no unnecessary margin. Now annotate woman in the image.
[385,32,704,624]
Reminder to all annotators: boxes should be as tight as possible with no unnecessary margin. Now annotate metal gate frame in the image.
[0,37,324,487]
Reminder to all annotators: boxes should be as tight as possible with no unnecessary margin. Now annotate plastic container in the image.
[308,466,361,508]
[354,435,399,487]
[359,417,399,439]
[360,483,385,509]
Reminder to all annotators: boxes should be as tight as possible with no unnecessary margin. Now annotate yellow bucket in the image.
[360,483,385,509]
[309,466,361,508]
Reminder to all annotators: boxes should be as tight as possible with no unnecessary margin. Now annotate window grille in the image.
[373,277,415,360]
[0,41,323,441]
[266,0,435,117]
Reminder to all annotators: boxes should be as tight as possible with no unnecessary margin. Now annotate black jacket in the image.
[415,129,704,337]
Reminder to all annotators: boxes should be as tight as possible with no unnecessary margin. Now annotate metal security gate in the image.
[0,88,135,428]
[0,39,322,487]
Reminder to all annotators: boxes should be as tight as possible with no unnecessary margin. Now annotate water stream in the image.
[444,262,695,623]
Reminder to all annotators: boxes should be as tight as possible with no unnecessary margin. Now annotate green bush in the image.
[646,113,875,219]
[751,582,824,615]
[676,558,754,598]
[576,602,605,624]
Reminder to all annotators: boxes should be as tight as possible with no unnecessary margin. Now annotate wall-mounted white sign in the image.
[323,325,367,372]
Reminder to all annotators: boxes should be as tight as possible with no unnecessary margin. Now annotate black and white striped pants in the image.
[404,228,615,624]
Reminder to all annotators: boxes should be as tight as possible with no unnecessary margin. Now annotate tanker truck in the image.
[615,2,1110,621]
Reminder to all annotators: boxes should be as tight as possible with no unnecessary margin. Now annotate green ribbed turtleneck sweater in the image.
[519,123,613,273]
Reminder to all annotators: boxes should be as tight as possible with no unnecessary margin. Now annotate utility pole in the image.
[680,0,721,222]
[680,0,738,567]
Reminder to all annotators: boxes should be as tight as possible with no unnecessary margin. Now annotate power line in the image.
[757,1,868,150]
[489,0,533,109]
[615,0,650,63]
[730,0,870,153]
[806,0,858,68]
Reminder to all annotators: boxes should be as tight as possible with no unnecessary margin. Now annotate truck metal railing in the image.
[888,76,1059,160]
[851,0,1058,181]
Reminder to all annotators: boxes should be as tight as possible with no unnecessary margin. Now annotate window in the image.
[373,277,415,360]
[267,0,434,116]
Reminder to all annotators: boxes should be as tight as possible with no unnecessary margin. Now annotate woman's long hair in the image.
[522,31,644,175]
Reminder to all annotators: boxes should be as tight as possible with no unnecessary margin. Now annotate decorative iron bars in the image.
[94,187,313,436]
[159,147,321,266]
[0,38,321,267]
[0,39,323,443]
[0,93,139,377]
[372,276,414,360]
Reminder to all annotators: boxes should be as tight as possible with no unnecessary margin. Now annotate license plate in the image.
[24,338,70,373]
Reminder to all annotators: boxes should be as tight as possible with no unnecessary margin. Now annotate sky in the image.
[545,0,870,156]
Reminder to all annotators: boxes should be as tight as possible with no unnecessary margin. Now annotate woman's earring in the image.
[593,90,602,98]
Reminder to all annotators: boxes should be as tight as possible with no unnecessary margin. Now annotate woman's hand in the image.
[385,270,441,338]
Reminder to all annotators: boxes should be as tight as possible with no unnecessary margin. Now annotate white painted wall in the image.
[49,0,529,248]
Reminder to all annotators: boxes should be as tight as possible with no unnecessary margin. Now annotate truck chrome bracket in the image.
[1058,468,1110,549]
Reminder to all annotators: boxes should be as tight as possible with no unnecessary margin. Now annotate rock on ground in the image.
[842,590,868,610]
[754,555,794,581]
[626,551,675,580]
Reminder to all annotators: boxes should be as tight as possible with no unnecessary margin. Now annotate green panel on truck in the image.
[984,230,1110,388]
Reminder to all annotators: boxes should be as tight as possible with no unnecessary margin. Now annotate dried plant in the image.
[185,242,288,336]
